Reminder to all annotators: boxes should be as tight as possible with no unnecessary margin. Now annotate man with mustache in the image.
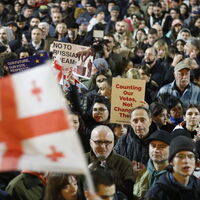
[157,61,200,108]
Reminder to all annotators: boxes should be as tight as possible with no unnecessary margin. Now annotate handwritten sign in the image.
[110,78,146,125]
[7,52,48,74]
[51,42,93,79]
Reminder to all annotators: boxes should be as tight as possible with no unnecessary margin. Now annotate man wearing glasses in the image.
[86,125,134,200]
[145,136,200,200]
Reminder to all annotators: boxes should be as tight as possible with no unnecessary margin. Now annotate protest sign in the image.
[7,52,49,74]
[51,41,94,79]
[110,78,146,125]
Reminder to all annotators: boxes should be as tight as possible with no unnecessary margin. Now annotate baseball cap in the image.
[174,61,190,72]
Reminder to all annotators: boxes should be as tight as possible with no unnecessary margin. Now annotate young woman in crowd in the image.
[138,65,159,104]
[55,22,68,41]
[69,111,90,152]
[149,101,175,132]
[44,173,83,200]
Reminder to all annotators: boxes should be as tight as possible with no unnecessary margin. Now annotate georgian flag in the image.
[0,64,88,175]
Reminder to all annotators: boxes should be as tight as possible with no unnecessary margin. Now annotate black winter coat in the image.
[114,129,150,165]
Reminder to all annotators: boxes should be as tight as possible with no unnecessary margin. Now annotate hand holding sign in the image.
[76,48,95,62]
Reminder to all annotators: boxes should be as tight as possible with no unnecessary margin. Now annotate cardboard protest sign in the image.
[110,78,146,125]
[7,52,49,74]
[51,41,94,79]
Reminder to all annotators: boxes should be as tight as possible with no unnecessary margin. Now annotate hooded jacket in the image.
[145,171,200,200]
[134,159,167,200]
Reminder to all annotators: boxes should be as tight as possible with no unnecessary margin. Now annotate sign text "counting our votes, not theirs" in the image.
[110,78,146,125]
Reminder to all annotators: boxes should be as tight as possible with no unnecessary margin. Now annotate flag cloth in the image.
[6,52,49,74]
[0,64,88,174]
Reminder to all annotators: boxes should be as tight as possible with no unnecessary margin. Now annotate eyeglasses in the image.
[93,108,107,112]
[175,154,195,160]
[91,139,112,146]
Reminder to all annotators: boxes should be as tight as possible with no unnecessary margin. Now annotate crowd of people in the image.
[1,0,200,200]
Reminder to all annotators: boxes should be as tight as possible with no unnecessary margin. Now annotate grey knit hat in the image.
[93,58,109,71]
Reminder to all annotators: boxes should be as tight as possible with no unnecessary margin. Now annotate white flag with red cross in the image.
[0,64,88,175]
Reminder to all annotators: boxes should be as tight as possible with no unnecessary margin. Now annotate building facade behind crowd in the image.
[1,0,200,200]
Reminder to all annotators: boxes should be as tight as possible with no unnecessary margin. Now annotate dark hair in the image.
[174,39,186,46]
[148,28,158,35]
[184,104,200,115]
[179,3,189,18]
[150,102,167,117]
[89,165,115,191]
[131,106,151,118]
[192,67,200,81]
[170,8,180,15]
[164,95,183,111]
[50,5,62,13]
[153,2,162,8]
[15,14,26,22]
[69,110,85,133]
[134,42,147,54]
[92,95,111,112]
[31,26,43,33]
[17,46,32,57]
[92,69,112,89]
[44,173,78,200]
[138,64,151,76]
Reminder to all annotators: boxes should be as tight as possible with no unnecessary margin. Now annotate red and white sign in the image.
[0,64,88,174]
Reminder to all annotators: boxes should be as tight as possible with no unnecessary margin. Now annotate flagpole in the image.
[85,167,95,193]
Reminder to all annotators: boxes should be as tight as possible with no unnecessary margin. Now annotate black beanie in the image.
[168,136,196,162]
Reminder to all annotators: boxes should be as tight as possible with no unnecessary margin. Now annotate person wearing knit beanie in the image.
[145,135,200,200]
[168,135,196,162]
[91,58,109,75]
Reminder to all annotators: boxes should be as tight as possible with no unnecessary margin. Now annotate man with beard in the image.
[134,130,172,200]
[146,136,200,200]
[143,47,165,87]
[157,61,200,108]
[113,20,129,44]
[86,125,134,200]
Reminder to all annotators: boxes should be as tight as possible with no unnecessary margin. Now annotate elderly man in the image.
[87,125,134,200]
[157,61,200,108]
[134,130,172,199]
[146,136,200,200]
